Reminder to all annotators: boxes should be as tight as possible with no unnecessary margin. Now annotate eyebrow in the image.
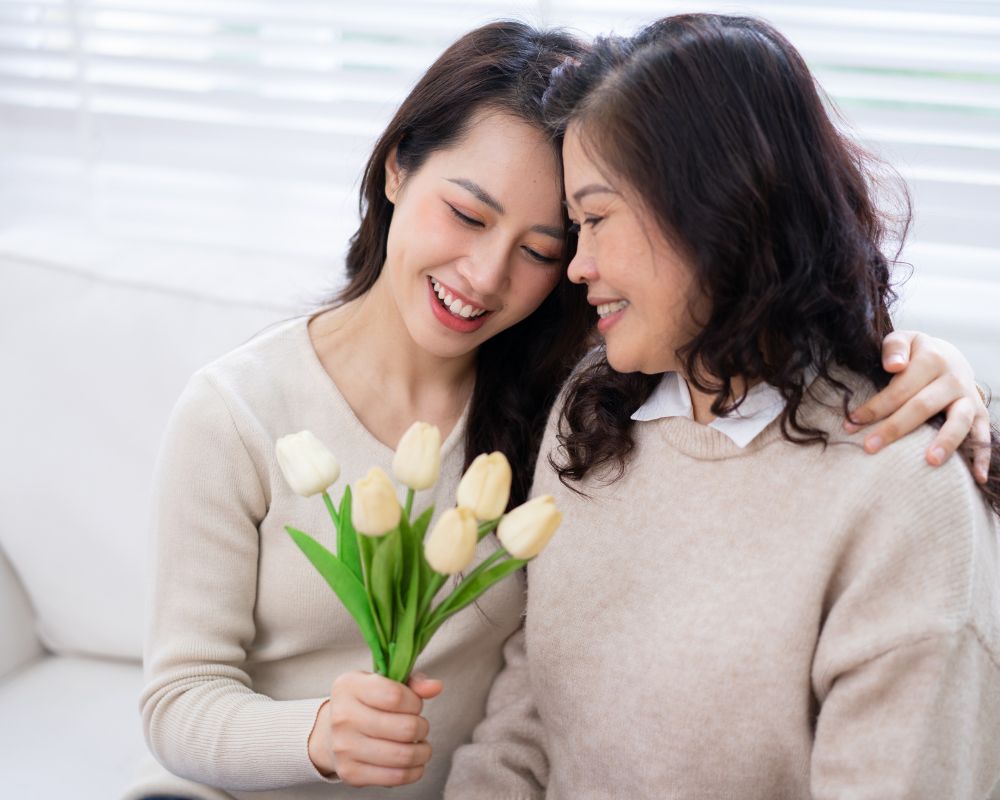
[571,183,617,204]
[448,177,564,241]
[447,178,504,214]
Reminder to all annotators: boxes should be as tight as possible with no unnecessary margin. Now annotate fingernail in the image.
[977,466,988,484]
[929,447,945,465]
[411,671,427,681]
[886,353,906,367]
[843,420,860,433]
[864,435,883,453]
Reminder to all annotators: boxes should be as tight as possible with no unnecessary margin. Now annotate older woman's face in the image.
[563,124,701,375]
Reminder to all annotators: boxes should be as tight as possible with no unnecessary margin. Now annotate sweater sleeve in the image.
[809,444,1000,799]
[443,625,548,799]
[141,372,337,790]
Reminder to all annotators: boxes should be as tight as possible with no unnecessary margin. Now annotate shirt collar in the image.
[630,371,786,448]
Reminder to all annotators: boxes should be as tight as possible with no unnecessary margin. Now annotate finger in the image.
[880,330,916,373]
[355,737,433,770]
[336,761,425,788]
[970,411,992,485]
[354,704,430,743]
[357,674,424,714]
[846,368,952,433]
[860,381,963,454]
[408,672,444,700]
[924,397,976,466]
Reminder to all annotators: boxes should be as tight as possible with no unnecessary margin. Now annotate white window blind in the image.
[1,0,998,381]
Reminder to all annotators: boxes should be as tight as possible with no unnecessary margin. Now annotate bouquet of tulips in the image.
[275,422,561,683]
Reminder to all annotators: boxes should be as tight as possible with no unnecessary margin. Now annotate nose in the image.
[567,248,597,285]
[457,240,510,299]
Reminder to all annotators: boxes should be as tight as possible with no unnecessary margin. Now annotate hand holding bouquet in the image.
[276,422,561,683]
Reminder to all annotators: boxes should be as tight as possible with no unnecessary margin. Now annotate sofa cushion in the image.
[0,232,334,659]
[0,655,146,799]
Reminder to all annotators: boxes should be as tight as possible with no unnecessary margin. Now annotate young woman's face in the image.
[381,109,566,359]
[563,124,701,375]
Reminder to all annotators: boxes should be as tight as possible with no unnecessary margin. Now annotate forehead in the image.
[426,111,563,215]
[562,124,609,193]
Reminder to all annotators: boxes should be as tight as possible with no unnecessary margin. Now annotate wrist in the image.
[308,700,338,778]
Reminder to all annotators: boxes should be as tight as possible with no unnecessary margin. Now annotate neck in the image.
[685,373,752,425]
[317,274,477,406]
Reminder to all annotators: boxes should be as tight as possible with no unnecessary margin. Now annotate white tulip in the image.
[352,467,401,537]
[275,431,341,497]
[456,452,512,521]
[392,422,442,491]
[424,507,478,575]
[497,495,562,560]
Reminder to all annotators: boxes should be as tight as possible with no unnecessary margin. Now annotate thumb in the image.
[881,329,914,373]
[408,672,444,700]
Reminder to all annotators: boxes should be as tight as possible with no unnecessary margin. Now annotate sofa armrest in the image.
[0,544,43,682]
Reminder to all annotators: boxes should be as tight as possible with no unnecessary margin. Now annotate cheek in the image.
[508,266,561,316]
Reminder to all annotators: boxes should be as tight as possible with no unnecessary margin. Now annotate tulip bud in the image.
[497,495,562,560]
[352,467,401,537]
[456,452,512,521]
[392,422,442,491]
[275,431,341,497]
[424,507,477,575]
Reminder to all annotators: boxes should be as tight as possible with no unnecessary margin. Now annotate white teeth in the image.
[430,277,488,319]
[597,300,629,318]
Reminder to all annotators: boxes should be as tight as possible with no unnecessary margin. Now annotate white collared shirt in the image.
[630,372,786,448]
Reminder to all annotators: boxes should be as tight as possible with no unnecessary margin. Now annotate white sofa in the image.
[1,228,998,798]
[0,228,329,798]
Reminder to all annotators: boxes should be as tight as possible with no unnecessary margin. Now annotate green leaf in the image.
[418,555,526,652]
[286,526,387,674]
[370,529,401,640]
[336,487,363,585]
[388,522,422,682]
[410,505,435,540]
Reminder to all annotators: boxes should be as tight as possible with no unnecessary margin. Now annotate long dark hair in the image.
[327,21,592,507]
[544,13,1000,512]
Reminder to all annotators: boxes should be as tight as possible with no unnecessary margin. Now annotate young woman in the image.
[446,14,1000,800]
[135,19,989,800]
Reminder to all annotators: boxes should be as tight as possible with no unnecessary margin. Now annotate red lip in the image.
[596,303,627,334]
[427,277,490,333]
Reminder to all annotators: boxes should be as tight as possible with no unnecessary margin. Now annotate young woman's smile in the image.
[380,109,566,358]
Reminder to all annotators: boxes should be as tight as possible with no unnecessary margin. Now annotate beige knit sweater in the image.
[137,316,526,800]
[446,373,1000,799]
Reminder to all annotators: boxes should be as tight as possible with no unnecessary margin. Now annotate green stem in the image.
[417,572,448,629]
[358,531,388,655]
[425,548,507,629]
[322,491,339,530]
[404,488,414,521]
[477,518,499,542]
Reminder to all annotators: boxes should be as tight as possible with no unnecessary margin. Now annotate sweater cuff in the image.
[263,696,343,785]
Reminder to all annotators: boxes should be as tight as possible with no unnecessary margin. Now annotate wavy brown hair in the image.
[326,21,592,507]
[543,13,1000,513]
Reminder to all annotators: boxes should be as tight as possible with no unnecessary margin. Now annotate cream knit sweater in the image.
[138,316,526,800]
[446,373,1000,799]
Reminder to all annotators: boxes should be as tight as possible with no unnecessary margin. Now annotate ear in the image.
[384,146,403,203]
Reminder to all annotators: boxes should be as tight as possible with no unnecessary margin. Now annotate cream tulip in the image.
[392,422,442,491]
[275,431,341,497]
[456,452,512,521]
[424,507,478,575]
[497,495,562,560]
[352,467,401,537]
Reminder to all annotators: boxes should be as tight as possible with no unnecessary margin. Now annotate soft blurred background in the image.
[0,2,998,798]
[2,0,999,362]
